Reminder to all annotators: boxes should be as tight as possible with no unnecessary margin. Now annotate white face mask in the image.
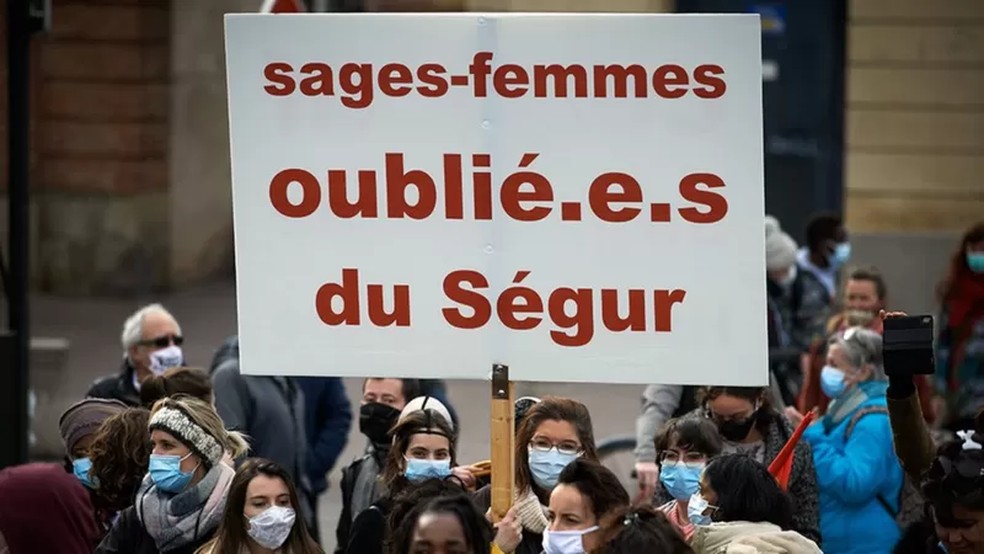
[246,505,296,549]
[542,526,598,554]
[149,345,183,375]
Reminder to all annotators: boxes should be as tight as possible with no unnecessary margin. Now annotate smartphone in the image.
[883,315,935,375]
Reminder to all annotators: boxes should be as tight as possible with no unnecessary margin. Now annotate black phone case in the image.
[883,315,935,376]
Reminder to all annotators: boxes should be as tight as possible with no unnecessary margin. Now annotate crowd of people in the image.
[0,216,980,554]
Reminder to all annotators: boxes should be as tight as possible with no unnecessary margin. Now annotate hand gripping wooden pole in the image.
[490,363,515,523]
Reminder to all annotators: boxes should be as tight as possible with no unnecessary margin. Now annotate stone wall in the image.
[29,0,171,295]
[845,0,984,233]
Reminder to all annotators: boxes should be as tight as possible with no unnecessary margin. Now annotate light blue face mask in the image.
[820,365,847,399]
[968,251,984,274]
[404,457,452,483]
[659,462,704,501]
[72,457,96,489]
[528,448,579,490]
[687,492,715,526]
[831,242,851,268]
[148,452,197,493]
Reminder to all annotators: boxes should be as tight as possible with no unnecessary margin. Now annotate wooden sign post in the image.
[490,364,515,522]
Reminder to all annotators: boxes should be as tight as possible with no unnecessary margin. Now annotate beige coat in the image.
[692,521,822,554]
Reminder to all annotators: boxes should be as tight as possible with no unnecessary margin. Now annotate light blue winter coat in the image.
[802,380,903,554]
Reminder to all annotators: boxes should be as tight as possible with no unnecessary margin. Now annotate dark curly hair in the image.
[593,505,694,554]
[922,431,984,528]
[388,490,492,554]
[88,408,152,511]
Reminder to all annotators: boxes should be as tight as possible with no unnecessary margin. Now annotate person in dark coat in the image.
[295,375,352,542]
[209,336,317,536]
[0,463,102,554]
[335,377,422,554]
[346,398,458,554]
[88,303,185,407]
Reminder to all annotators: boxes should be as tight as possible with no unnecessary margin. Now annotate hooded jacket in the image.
[692,521,821,554]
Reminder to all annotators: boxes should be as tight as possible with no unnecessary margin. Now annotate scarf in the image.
[514,487,549,534]
[824,381,886,432]
[136,462,234,551]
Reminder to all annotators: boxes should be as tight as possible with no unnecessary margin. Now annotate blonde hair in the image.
[151,395,249,462]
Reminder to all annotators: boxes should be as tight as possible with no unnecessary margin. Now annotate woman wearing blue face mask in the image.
[801,327,905,554]
[473,396,599,554]
[346,397,463,554]
[96,395,249,554]
[689,454,820,553]
[58,397,128,539]
[654,417,723,542]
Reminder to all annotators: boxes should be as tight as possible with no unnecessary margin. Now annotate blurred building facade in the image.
[0,0,981,310]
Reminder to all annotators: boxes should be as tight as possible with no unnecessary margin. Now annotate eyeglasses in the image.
[138,334,184,348]
[660,450,707,467]
[529,438,582,456]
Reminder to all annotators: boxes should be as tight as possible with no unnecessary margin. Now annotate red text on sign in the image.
[267,153,728,225]
[442,269,687,347]
[263,53,727,108]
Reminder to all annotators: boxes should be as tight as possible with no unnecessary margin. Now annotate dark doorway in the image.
[676,0,848,244]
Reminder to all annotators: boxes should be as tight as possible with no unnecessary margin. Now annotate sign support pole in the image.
[490,363,515,522]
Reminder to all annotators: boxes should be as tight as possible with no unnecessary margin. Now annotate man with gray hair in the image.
[86,303,184,406]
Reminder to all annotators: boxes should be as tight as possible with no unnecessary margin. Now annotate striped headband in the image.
[149,406,223,467]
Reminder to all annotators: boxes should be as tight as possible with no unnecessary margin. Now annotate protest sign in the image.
[225,13,766,385]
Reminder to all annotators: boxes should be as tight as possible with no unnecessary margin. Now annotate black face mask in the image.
[359,402,401,448]
[715,413,758,442]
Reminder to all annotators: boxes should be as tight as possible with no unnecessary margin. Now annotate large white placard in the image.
[225,13,767,385]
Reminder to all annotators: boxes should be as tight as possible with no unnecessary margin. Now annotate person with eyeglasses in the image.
[664,386,820,546]
[88,303,185,407]
[653,417,723,542]
[473,396,599,554]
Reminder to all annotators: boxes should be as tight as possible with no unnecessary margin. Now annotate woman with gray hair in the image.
[800,326,905,554]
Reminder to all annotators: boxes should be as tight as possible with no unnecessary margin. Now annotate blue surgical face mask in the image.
[148,452,197,493]
[404,457,452,483]
[529,448,579,490]
[821,365,847,399]
[968,251,984,274]
[688,492,715,526]
[659,461,704,502]
[72,457,96,489]
[831,242,851,268]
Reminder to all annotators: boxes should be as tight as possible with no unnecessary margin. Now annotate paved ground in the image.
[28,280,643,551]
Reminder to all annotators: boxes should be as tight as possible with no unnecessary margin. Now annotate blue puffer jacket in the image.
[802,381,903,554]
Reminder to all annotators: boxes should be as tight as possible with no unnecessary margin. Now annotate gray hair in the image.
[828,326,886,381]
[120,303,180,350]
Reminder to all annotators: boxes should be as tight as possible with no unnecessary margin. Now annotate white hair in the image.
[829,326,886,381]
[120,303,179,350]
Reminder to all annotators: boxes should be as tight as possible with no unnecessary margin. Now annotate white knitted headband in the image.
[149,406,223,467]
